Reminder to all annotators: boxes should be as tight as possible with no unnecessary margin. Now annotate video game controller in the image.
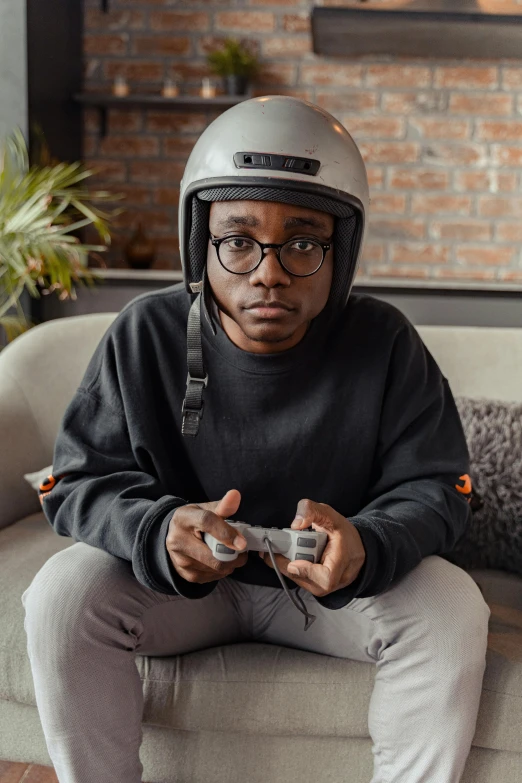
[204,519,327,564]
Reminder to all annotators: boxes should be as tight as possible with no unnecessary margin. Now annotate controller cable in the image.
[263,535,316,631]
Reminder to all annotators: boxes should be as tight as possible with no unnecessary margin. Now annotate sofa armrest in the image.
[0,366,49,530]
[0,312,120,531]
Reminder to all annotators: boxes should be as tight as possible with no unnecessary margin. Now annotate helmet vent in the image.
[233,151,320,176]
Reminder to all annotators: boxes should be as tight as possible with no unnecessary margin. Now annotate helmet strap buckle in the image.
[181,403,204,437]
[186,371,208,389]
[189,280,203,294]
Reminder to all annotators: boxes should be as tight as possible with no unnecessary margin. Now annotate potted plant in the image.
[206,38,259,96]
[0,128,121,350]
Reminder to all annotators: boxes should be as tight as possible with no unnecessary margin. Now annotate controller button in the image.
[297,537,316,548]
[216,544,236,554]
[296,553,315,562]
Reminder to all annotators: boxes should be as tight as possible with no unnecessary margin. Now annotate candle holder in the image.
[113,75,129,97]
[162,78,180,98]
[200,77,217,99]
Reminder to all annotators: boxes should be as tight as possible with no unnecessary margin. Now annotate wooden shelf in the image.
[86,267,184,283]
[74,93,250,136]
[74,93,249,110]
[312,5,522,59]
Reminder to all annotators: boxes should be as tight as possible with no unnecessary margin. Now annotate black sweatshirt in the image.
[39,283,473,610]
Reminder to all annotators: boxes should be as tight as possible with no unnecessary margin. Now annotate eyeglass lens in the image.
[218,237,324,276]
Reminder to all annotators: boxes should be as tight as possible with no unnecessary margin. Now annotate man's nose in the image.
[250,247,290,283]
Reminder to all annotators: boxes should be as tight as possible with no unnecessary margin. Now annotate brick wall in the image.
[83,0,522,283]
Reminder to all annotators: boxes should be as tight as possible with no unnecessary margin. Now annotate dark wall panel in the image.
[26,0,83,163]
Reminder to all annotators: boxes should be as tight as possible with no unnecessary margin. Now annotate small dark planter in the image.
[124,222,156,270]
[224,74,249,95]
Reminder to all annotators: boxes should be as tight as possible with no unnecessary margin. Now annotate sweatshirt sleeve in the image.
[315,318,472,611]
[39,315,218,600]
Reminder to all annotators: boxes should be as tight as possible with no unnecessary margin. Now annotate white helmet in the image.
[178,95,370,437]
[179,94,369,312]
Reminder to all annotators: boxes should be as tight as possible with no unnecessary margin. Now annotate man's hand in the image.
[166,489,248,584]
[259,499,366,598]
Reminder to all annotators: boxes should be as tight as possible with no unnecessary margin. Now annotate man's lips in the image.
[247,302,293,321]
[246,301,294,311]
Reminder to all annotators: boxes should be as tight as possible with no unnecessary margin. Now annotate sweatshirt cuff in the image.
[312,521,383,610]
[151,506,219,599]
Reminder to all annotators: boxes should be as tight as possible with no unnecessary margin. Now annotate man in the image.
[22,96,490,783]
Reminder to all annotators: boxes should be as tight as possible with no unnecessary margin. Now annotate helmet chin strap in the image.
[181,268,214,438]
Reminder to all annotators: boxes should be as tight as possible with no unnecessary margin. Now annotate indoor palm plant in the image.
[0,128,120,350]
[207,38,259,95]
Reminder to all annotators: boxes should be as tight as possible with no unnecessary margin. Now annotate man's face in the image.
[206,199,335,354]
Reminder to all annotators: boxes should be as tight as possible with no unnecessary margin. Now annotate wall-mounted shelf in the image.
[87,267,184,283]
[312,6,522,59]
[74,93,250,137]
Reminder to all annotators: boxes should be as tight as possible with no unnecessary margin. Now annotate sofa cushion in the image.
[448,397,522,575]
[2,514,522,752]
[0,514,75,707]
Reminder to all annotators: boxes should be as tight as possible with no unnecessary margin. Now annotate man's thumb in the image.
[213,488,241,519]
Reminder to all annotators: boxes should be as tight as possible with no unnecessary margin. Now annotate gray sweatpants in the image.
[21,542,490,783]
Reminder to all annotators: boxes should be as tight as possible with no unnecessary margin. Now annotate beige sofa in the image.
[1,311,522,783]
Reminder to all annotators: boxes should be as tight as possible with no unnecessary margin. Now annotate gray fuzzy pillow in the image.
[444,396,522,574]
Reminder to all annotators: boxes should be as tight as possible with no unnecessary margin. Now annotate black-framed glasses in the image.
[209,233,332,277]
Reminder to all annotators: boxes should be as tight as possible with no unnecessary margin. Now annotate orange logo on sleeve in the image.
[39,475,57,492]
[455,474,472,499]
[38,473,69,506]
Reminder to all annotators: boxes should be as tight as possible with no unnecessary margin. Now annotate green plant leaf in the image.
[206,37,259,78]
[0,127,122,347]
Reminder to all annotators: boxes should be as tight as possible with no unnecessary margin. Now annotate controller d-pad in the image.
[297,537,316,548]
[296,553,315,562]
[216,543,236,554]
